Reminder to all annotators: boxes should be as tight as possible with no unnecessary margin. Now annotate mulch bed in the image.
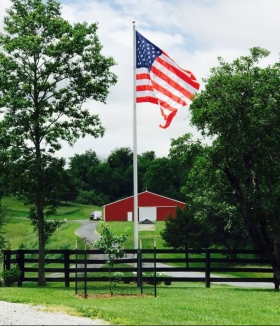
[75,293,150,299]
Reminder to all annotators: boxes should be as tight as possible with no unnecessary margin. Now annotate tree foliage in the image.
[170,135,250,251]
[0,0,117,285]
[189,47,280,283]
[161,206,211,251]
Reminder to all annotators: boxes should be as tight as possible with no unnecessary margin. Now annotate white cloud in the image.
[0,0,279,162]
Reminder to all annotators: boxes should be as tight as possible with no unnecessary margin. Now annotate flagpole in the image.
[133,21,138,249]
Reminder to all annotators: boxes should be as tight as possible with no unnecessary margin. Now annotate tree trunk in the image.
[37,194,46,286]
[185,246,189,268]
[272,236,280,290]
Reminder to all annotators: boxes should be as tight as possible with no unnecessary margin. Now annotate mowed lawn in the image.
[0,282,280,325]
[1,196,280,325]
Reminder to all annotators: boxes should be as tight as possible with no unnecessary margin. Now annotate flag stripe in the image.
[158,53,200,90]
[136,73,151,80]
[150,65,194,101]
[151,78,187,107]
[136,95,158,104]
[153,58,198,96]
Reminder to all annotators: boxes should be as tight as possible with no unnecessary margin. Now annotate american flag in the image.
[135,31,200,129]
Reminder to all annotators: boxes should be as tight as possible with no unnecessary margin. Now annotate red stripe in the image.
[157,98,177,112]
[136,73,150,80]
[151,79,187,106]
[159,109,178,129]
[136,85,154,92]
[136,96,159,104]
[156,56,200,90]
[151,65,194,100]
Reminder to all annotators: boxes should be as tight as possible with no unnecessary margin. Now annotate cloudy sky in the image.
[1,0,280,162]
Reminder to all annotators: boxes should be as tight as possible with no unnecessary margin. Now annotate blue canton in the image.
[136,31,162,71]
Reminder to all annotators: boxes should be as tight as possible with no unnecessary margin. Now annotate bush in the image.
[146,272,172,285]
[1,265,21,287]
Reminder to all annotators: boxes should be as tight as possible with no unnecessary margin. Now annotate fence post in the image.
[75,240,78,295]
[16,250,24,287]
[4,250,11,271]
[84,240,88,298]
[154,238,157,298]
[273,271,280,291]
[64,250,70,288]
[205,249,211,288]
[137,248,142,289]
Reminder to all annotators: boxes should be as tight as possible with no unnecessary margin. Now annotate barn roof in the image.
[103,190,185,208]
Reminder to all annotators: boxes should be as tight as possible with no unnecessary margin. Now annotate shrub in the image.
[1,265,22,287]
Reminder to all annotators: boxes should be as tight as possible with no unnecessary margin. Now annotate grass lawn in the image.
[2,217,83,250]
[97,221,166,249]
[1,196,278,325]
[0,282,279,325]
[2,196,102,221]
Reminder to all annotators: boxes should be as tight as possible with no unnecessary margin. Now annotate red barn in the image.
[103,190,185,222]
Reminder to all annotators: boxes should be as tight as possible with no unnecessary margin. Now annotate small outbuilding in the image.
[103,190,185,222]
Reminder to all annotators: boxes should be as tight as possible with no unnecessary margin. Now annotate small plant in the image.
[1,265,22,287]
[146,272,171,285]
[113,272,124,284]
[94,222,129,295]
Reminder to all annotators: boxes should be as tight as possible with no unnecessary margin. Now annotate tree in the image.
[0,201,10,263]
[143,157,182,200]
[106,147,133,198]
[69,150,101,192]
[169,135,250,252]
[0,0,117,285]
[189,47,280,285]
[94,222,128,295]
[138,151,156,191]
[161,206,211,267]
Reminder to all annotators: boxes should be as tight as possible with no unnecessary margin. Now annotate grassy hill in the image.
[1,196,163,251]
[2,196,102,220]
[1,196,102,250]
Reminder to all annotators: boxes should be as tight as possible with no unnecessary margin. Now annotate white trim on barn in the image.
[103,190,185,208]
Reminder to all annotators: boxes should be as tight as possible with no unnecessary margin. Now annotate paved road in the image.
[71,220,275,289]
[73,220,100,244]
[152,263,275,288]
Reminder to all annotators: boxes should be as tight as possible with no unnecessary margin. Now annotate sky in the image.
[1,0,280,162]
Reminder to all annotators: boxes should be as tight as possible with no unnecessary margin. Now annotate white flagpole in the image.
[133,21,138,249]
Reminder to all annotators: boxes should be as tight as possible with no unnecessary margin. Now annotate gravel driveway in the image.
[0,301,109,325]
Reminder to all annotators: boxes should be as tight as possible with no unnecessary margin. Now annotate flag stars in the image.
[136,31,162,70]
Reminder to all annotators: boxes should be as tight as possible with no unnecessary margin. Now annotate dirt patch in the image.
[138,224,155,231]
[75,294,150,299]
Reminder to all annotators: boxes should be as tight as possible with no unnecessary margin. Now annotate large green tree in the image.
[169,134,250,251]
[143,157,183,200]
[0,0,117,285]
[189,47,280,285]
[69,149,101,192]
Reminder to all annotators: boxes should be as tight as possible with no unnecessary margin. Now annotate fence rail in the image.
[3,248,279,289]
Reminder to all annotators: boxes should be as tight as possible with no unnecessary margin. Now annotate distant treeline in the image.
[60,148,186,206]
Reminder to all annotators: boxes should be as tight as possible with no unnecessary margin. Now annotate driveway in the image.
[73,220,100,244]
[71,220,275,288]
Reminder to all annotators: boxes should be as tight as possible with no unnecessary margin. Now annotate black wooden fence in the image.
[3,248,279,289]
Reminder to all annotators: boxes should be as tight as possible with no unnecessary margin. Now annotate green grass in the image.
[2,196,102,221]
[2,217,83,250]
[0,282,279,325]
[1,197,278,325]
[98,221,166,249]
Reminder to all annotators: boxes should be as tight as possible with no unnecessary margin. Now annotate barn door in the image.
[139,207,156,222]
[127,212,133,221]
